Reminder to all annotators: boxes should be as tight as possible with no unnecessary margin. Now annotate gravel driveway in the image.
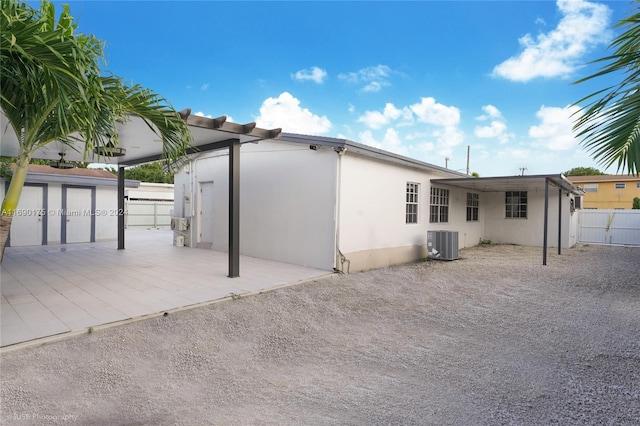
[1,243,639,425]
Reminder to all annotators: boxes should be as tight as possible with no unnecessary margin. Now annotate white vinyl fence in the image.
[578,209,640,246]
[125,200,173,229]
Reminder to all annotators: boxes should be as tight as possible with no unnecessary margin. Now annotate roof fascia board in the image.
[280,133,467,177]
[280,133,347,149]
[343,140,467,176]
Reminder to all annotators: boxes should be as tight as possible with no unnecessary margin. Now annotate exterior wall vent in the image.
[427,231,459,260]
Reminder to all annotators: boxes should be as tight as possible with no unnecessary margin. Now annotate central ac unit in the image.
[427,231,459,260]
[171,217,188,231]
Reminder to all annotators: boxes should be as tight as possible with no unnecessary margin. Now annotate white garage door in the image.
[10,185,45,246]
[65,187,93,244]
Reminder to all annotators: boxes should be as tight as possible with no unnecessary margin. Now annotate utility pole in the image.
[466,145,470,175]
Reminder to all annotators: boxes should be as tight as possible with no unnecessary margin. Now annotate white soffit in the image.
[0,109,281,166]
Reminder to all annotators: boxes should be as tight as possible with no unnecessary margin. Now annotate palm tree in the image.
[0,0,191,262]
[573,0,640,176]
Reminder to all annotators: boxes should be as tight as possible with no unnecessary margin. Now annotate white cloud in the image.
[292,66,328,84]
[433,125,465,149]
[194,111,235,123]
[339,65,395,93]
[355,97,465,161]
[492,0,611,82]
[475,121,508,139]
[255,92,331,134]
[476,105,503,121]
[201,83,210,91]
[497,147,534,161]
[474,105,513,144]
[358,128,409,156]
[410,97,460,127]
[358,103,412,129]
[528,105,581,150]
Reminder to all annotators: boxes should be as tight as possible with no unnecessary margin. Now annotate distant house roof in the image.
[2,164,138,188]
[567,174,640,183]
[25,164,117,179]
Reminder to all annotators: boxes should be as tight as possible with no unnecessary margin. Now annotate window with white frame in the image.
[615,183,626,189]
[505,191,527,218]
[430,187,449,223]
[637,183,640,189]
[574,196,582,209]
[466,193,479,221]
[583,184,598,192]
[406,182,419,224]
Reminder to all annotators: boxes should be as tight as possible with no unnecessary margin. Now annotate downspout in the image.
[189,158,195,246]
[543,178,549,265]
[334,147,350,274]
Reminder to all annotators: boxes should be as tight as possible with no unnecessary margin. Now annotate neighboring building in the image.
[125,182,175,229]
[1,165,138,247]
[568,175,640,209]
[126,182,174,202]
[173,133,583,272]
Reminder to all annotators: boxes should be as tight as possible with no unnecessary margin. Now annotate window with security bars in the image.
[466,193,479,221]
[430,187,449,223]
[505,191,527,218]
[406,182,419,224]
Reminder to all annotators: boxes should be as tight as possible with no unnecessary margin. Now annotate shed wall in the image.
[175,140,337,271]
[1,178,119,246]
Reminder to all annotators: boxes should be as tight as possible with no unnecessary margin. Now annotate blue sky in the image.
[65,0,633,176]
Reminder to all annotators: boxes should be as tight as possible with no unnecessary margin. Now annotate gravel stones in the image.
[1,244,639,425]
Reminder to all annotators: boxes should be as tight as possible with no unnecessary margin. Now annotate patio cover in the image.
[431,174,585,265]
[0,109,282,277]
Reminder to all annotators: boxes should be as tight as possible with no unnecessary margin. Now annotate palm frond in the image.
[1,0,191,167]
[573,0,640,175]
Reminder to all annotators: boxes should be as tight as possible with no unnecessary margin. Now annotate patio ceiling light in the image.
[50,152,75,169]
[93,136,126,157]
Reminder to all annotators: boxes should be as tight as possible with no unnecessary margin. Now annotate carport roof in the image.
[432,174,585,195]
[0,109,282,166]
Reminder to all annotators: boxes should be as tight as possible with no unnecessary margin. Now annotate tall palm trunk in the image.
[0,154,30,263]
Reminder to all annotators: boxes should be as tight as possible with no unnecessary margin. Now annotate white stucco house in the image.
[173,133,584,272]
[1,165,138,247]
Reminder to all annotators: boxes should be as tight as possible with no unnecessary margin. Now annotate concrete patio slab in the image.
[0,230,332,348]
